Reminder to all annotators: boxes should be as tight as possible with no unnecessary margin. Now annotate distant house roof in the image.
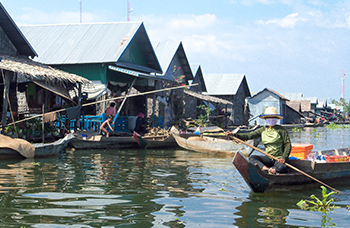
[203,73,251,96]
[190,64,206,92]
[286,100,301,112]
[0,3,37,57]
[280,92,303,100]
[184,90,232,105]
[250,88,288,100]
[153,41,193,82]
[281,92,318,104]
[303,97,318,104]
[20,22,161,74]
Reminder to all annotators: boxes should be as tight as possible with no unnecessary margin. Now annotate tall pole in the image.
[79,0,82,23]
[127,0,132,21]
[341,70,345,99]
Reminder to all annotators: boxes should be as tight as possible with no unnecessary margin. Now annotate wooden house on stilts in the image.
[20,22,167,132]
[0,3,89,138]
[152,41,194,126]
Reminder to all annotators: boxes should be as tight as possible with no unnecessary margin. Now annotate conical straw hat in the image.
[259,107,283,119]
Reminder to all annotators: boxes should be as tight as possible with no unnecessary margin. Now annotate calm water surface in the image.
[1,127,350,227]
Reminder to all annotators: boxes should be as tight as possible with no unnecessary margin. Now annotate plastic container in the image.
[325,155,350,163]
[290,144,313,160]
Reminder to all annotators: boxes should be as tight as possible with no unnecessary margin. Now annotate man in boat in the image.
[226,107,291,174]
[134,112,147,135]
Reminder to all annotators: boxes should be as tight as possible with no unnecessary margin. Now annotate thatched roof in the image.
[300,100,311,112]
[286,100,301,112]
[0,54,90,85]
[184,90,233,105]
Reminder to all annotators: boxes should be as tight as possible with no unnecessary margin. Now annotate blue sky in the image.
[2,0,350,101]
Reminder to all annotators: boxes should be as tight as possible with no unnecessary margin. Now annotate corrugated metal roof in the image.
[0,3,37,57]
[280,92,303,100]
[281,92,318,104]
[153,41,193,81]
[303,97,318,104]
[202,73,248,95]
[153,41,178,73]
[191,64,207,92]
[20,22,140,64]
[251,88,289,100]
[20,22,161,73]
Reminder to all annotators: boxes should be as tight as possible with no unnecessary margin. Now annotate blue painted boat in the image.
[233,149,350,193]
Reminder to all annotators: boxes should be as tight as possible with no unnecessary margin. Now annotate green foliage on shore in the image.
[331,98,350,113]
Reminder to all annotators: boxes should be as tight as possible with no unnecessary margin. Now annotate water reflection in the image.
[1,127,350,227]
[288,127,350,151]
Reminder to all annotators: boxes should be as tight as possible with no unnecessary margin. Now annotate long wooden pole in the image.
[231,135,341,193]
[113,77,136,123]
[6,83,198,127]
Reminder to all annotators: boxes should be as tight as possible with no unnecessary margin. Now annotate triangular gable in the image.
[20,22,161,74]
[153,41,193,83]
[251,88,289,101]
[191,64,207,92]
[203,73,250,97]
[117,23,162,73]
[0,3,37,57]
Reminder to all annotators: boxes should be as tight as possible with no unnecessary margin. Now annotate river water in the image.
[1,127,350,227]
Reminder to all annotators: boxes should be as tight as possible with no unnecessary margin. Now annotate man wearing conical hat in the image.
[227,107,291,174]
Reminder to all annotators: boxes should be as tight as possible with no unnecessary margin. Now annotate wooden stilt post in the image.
[1,70,11,134]
[152,92,157,127]
[42,103,45,143]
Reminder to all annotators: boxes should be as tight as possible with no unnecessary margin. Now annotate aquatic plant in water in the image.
[326,123,339,130]
[297,186,339,213]
[292,127,302,132]
[310,128,321,138]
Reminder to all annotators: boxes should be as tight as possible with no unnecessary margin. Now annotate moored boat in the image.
[69,131,178,150]
[0,133,74,159]
[233,148,350,193]
[172,132,261,156]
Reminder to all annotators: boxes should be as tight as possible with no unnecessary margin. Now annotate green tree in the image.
[331,98,350,113]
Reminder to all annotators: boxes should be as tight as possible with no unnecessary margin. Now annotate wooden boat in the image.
[0,133,74,159]
[233,148,350,193]
[172,132,261,156]
[69,131,178,150]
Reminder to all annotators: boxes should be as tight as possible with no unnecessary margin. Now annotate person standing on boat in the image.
[226,107,291,174]
[105,102,117,117]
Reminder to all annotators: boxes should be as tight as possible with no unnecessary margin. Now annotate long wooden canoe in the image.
[0,133,74,159]
[69,133,178,150]
[233,149,350,193]
[172,132,261,156]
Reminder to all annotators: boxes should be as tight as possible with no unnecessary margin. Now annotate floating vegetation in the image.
[311,128,321,138]
[326,123,339,130]
[340,125,349,129]
[297,186,339,213]
[292,127,302,132]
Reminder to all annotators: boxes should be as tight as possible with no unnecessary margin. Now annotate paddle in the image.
[133,131,147,149]
[230,135,341,194]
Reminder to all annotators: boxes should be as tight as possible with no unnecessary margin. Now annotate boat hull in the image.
[70,134,178,150]
[173,133,260,156]
[233,151,350,192]
[0,133,73,159]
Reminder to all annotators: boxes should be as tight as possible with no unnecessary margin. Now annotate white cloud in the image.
[168,14,217,30]
[256,12,301,28]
